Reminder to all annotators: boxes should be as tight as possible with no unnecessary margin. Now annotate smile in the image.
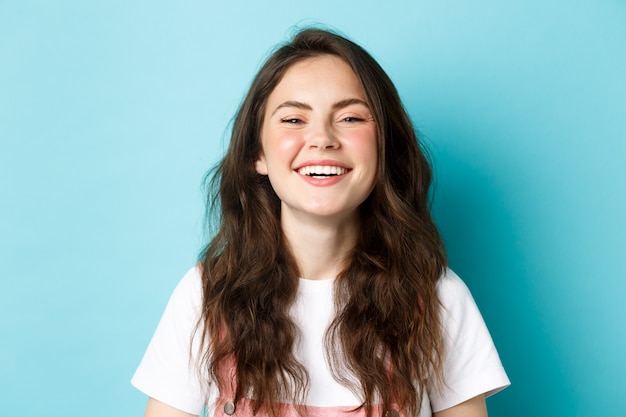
[297,165,348,177]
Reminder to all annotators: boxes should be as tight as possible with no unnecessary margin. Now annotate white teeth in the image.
[297,165,347,176]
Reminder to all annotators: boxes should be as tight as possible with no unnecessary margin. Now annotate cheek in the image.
[344,128,378,162]
[262,130,305,167]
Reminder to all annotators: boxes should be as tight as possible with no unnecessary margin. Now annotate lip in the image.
[299,174,347,186]
[294,159,351,187]
[293,159,351,170]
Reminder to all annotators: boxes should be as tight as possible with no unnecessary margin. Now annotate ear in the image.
[255,153,268,175]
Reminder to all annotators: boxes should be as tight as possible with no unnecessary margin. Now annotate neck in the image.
[281,210,359,280]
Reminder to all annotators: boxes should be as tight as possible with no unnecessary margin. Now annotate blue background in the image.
[1,1,624,416]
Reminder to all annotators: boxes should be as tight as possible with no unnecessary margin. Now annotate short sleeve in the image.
[427,269,510,412]
[131,266,209,415]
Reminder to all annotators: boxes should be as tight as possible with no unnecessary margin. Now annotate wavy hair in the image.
[198,28,447,417]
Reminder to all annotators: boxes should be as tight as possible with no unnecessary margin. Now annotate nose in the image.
[307,121,339,150]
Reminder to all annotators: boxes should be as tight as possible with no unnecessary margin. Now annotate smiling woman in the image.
[131,28,510,417]
[256,55,378,222]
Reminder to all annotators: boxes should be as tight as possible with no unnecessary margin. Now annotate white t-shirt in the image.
[131,266,509,416]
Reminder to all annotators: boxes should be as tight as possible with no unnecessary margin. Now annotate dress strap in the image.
[213,350,404,416]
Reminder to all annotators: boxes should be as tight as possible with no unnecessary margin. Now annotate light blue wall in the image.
[1,1,624,416]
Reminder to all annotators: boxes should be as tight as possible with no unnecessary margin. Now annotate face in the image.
[255,55,378,223]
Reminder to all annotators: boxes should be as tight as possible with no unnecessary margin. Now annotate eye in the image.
[281,117,303,124]
[338,114,370,124]
[342,116,365,122]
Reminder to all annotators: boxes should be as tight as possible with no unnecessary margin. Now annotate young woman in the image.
[132,28,509,417]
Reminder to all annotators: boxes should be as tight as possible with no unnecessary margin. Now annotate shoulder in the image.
[435,268,495,358]
[156,264,204,329]
[157,264,204,327]
[429,268,511,411]
[131,265,209,414]
[436,267,474,307]
[169,264,203,305]
[174,264,203,297]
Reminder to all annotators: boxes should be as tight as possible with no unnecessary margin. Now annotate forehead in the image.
[267,55,366,104]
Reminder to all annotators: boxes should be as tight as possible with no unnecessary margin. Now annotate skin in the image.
[143,398,195,417]
[434,395,487,417]
[141,56,489,417]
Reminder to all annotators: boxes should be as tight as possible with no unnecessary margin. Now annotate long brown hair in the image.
[198,28,447,417]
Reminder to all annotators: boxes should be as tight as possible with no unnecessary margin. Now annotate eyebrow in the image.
[270,98,370,116]
[332,98,370,111]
